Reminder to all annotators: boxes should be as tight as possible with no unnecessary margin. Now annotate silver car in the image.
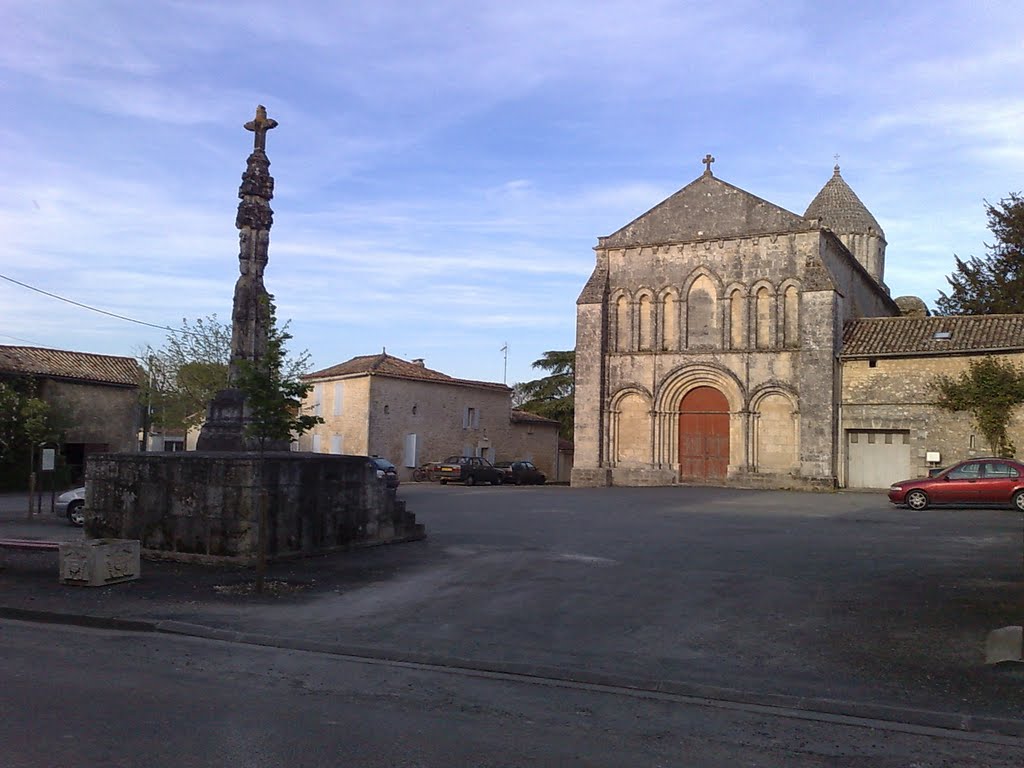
[56,486,86,526]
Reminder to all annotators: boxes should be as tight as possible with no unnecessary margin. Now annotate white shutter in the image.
[403,434,418,467]
[311,433,322,453]
[333,383,343,416]
[330,435,342,454]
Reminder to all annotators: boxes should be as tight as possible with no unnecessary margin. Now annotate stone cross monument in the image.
[196,105,282,451]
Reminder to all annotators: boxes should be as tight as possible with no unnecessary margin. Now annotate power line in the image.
[0,271,195,337]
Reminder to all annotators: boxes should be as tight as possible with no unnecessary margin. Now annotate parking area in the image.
[2,483,1021,722]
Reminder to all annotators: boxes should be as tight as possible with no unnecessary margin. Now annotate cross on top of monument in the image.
[244,104,278,152]
[702,153,715,175]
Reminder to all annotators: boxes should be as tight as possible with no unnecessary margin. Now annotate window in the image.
[948,462,982,480]
[330,435,342,454]
[312,384,323,418]
[463,407,479,429]
[311,433,322,453]
[984,462,1018,478]
[638,294,653,350]
[333,383,344,416]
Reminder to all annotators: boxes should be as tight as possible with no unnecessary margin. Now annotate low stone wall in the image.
[84,452,424,561]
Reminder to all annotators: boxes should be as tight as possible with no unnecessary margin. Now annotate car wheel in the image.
[67,500,85,527]
[465,474,476,487]
[905,489,929,511]
[1013,490,1024,512]
[440,479,447,485]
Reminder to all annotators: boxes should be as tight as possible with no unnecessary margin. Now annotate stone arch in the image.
[636,289,655,351]
[726,283,747,350]
[684,271,721,349]
[612,290,631,351]
[653,364,747,479]
[659,287,680,351]
[751,280,776,350]
[609,386,653,466]
[750,385,799,473]
[780,280,800,348]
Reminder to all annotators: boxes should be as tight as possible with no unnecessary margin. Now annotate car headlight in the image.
[889,485,902,492]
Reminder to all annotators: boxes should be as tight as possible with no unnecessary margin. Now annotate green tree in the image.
[513,350,575,441]
[0,378,65,489]
[234,299,323,451]
[931,355,1024,457]
[936,193,1024,315]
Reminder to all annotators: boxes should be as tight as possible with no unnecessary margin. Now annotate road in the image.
[2,482,1023,764]
[2,620,1020,767]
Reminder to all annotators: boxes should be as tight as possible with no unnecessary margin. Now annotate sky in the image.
[1,1,1022,387]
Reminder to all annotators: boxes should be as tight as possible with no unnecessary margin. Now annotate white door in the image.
[847,430,912,488]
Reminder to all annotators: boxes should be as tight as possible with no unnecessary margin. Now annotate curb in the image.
[4,606,1023,743]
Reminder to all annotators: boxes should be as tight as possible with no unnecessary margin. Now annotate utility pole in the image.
[501,343,508,385]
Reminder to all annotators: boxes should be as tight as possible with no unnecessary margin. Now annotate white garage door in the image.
[847,430,913,489]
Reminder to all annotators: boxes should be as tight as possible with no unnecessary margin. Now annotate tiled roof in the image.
[0,345,141,387]
[511,409,560,425]
[304,352,511,392]
[805,166,884,238]
[841,315,1024,358]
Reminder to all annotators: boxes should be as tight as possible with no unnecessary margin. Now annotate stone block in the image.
[985,625,1023,665]
[59,539,141,587]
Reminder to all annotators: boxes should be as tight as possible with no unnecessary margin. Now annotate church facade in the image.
[571,159,1024,489]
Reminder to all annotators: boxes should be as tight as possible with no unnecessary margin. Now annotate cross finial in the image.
[702,153,715,175]
[244,105,278,152]
[833,153,841,174]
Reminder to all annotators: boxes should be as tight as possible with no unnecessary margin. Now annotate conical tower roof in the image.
[804,165,884,239]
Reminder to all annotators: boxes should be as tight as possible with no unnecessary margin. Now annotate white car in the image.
[56,486,86,527]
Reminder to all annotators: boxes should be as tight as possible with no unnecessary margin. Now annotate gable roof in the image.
[805,165,884,239]
[599,171,811,249]
[511,409,560,425]
[304,352,511,393]
[0,345,141,387]
[841,315,1024,358]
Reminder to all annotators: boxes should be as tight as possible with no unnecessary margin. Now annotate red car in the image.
[888,457,1024,511]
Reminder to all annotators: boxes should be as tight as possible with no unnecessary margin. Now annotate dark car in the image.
[369,457,400,489]
[494,460,546,485]
[888,457,1024,511]
[436,455,503,486]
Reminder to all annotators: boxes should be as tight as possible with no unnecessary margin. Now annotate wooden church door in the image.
[678,386,729,482]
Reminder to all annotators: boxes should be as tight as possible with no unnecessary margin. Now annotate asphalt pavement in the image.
[1,483,1023,743]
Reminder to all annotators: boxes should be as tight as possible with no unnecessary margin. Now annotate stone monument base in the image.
[59,539,141,587]
[84,452,425,562]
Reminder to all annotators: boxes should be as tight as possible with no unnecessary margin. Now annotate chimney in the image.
[412,358,425,367]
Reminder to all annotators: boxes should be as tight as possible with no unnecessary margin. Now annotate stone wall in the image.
[41,378,139,452]
[840,353,1024,483]
[85,452,424,560]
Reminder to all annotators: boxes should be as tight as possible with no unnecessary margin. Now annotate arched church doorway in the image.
[679,386,729,481]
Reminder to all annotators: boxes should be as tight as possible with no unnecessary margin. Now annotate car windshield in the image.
[371,458,395,470]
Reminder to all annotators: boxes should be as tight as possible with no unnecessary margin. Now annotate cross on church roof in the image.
[244,105,278,152]
[702,153,715,175]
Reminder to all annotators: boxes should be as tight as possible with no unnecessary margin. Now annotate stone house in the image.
[571,161,1024,489]
[840,315,1024,487]
[0,345,141,481]
[297,353,560,480]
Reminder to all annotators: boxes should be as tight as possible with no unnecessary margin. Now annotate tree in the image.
[931,355,1024,457]
[936,193,1024,315]
[0,378,65,489]
[234,299,323,451]
[514,350,575,441]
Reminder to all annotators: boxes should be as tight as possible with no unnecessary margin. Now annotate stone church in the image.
[571,158,1024,489]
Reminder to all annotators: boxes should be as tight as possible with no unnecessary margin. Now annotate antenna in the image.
[501,342,508,384]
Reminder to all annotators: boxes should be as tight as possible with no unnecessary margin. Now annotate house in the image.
[571,160,1024,489]
[296,353,560,480]
[0,345,142,482]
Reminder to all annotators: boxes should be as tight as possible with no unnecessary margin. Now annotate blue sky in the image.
[2,1,1022,386]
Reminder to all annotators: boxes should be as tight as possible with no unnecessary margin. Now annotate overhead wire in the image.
[0,271,198,337]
